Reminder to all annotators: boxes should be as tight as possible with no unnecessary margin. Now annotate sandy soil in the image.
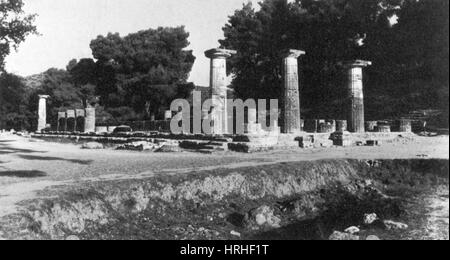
[0,133,448,220]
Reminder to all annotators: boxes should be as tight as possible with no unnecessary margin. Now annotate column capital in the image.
[342,60,372,68]
[283,49,306,59]
[205,48,237,59]
[38,95,50,99]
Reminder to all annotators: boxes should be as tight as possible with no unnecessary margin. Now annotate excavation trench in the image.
[0,159,448,240]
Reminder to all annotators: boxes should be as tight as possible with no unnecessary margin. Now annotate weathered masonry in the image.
[37,95,50,132]
[205,48,237,135]
[282,49,305,134]
[343,60,372,133]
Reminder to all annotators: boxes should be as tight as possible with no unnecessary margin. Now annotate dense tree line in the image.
[0,26,196,130]
[220,0,448,122]
[0,72,32,130]
[1,0,448,131]
[0,0,36,130]
[88,26,196,122]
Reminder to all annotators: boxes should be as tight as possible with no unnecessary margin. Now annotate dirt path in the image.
[0,133,448,220]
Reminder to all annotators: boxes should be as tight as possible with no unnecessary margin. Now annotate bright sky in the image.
[5,0,258,86]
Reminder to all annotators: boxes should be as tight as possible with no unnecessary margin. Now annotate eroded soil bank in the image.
[0,159,448,240]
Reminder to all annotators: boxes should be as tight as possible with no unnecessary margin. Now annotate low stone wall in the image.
[31,131,419,154]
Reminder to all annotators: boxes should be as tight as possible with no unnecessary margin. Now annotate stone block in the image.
[376,125,391,133]
[332,132,353,147]
[398,119,412,132]
[304,119,318,133]
[297,135,314,148]
[317,139,334,148]
[366,140,381,146]
[336,120,348,132]
[365,121,378,132]
[318,120,336,133]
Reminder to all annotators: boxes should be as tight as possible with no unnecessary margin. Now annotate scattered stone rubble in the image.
[364,213,379,225]
[328,212,410,240]
[81,142,104,150]
[344,226,360,234]
[383,220,409,231]
[329,231,360,240]
[249,205,282,229]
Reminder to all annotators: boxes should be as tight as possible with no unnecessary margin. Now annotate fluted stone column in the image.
[343,60,372,133]
[282,49,305,134]
[84,107,96,133]
[205,48,236,135]
[37,95,50,132]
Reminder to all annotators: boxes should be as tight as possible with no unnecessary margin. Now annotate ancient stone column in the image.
[282,49,305,134]
[205,48,237,135]
[75,109,86,132]
[57,112,66,132]
[37,95,50,132]
[336,120,348,133]
[398,119,412,133]
[84,108,96,133]
[245,108,258,134]
[343,60,372,133]
[66,110,76,132]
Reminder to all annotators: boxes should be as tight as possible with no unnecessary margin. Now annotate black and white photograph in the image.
[0,0,448,244]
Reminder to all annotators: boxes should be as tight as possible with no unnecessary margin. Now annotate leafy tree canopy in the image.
[0,0,37,70]
[0,72,30,130]
[220,0,449,120]
[89,26,196,120]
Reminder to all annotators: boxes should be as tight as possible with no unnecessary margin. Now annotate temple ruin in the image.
[35,48,413,152]
[49,107,96,133]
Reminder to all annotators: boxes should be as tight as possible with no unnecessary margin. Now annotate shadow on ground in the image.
[0,170,47,178]
[0,142,46,155]
[249,219,326,240]
[16,155,93,165]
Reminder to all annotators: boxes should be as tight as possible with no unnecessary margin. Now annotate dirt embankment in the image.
[0,159,448,240]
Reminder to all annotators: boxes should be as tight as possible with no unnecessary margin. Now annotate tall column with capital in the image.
[343,60,372,133]
[282,49,305,134]
[37,95,50,132]
[205,48,237,135]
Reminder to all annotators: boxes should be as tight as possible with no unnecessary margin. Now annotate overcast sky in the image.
[5,0,258,86]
